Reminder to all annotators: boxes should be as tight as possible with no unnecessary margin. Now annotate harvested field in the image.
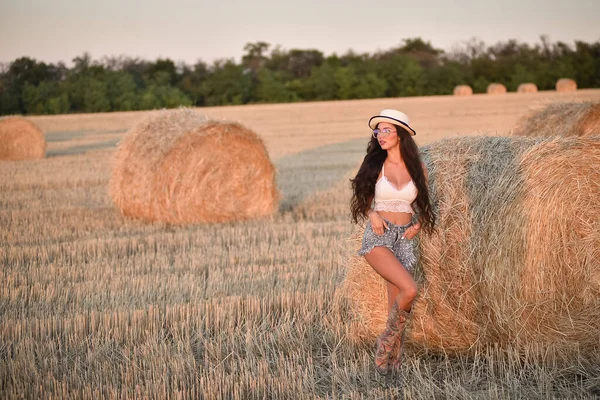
[2,89,600,398]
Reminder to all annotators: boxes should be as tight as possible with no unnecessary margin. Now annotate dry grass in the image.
[512,101,600,137]
[342,136,600,365]
[2,90,600,399]
[0,116,46,161]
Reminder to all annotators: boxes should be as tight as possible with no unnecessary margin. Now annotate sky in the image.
[1,0,599,66]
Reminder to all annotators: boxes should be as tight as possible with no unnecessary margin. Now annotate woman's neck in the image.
[386,146,403,164]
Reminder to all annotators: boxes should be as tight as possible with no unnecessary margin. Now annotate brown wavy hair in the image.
[350,126,435,233]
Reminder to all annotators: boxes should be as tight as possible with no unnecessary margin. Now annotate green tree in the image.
[178,61,209,106]
[105,71,137,111]
[508,64,536,91]
[242,41,271,75]
[147,58,177,86]
[377,55,425,97]
[423,62,467,95]
[22,81,70,115]
[1,57,64,114]
[255,69,297,103]
[82,78,110,112]
[304,62,338,100]
[267,48,324,80]
[202,60,253,105]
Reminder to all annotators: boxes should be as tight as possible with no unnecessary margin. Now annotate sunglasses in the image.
[372,128,396,138]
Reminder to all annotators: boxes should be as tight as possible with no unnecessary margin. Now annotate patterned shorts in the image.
[357,218,417,273]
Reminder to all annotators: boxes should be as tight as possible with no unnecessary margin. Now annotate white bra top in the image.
[373,164,418,214]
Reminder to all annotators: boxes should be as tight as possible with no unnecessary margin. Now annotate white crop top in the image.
[373,165,418,214]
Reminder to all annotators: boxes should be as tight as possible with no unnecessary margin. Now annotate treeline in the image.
[1,37,599,115]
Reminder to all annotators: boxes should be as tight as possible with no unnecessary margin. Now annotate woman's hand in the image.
[368,210,388,235]
[402,222,421,240]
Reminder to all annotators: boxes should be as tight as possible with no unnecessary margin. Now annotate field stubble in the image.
[2,91,600,399]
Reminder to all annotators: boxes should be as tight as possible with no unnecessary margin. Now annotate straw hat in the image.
[368,109,416,136]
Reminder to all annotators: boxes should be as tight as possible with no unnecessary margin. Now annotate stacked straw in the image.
[453,85,473,96]
[556,78,577,92]
[0,116,46,161]
[110,108,279,224]
[513,102,600,137]
[517,83,538,93]
[342,136,600,364]
[486,83,507,94]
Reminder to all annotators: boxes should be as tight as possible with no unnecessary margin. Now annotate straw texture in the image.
[342,136,600,364]
[487,83,507,94]
[556,78,577,92]
[0,116,46,161]
[110,108,279,224]
[453,85,473,96]
[517,83,538,93]
[513,101,600,137]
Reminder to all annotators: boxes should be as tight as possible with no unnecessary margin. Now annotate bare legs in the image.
[364,247,417,374]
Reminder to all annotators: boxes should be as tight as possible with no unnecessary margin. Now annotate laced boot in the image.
[388,308,411,371]
[374,301,408,375]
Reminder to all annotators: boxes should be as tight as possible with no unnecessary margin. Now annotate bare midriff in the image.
[376,210,413,226]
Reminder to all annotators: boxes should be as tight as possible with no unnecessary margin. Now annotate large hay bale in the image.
[453,85,473,96]
[486,83,507,94]
[556,78,577,92]
[513,102,600,137]
[341,136,600,364]
[110,108,279,224]
[517,83,538,93]
[0,116,46,161]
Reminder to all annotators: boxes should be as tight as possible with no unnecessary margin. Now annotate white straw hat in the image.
[368,109,416,136]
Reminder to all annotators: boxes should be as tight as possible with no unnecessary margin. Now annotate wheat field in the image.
[2,90,600,399]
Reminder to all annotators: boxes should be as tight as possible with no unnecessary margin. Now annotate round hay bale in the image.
[556,78,577,92]
[486,83,507,94]
[110,108,279,224]
[341,136,600,364]
[517,83,538,93]
[453,85,473,96]
[513,101,600,137]
[0,116,46,161]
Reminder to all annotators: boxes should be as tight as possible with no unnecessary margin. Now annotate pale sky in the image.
[1,0,599,66]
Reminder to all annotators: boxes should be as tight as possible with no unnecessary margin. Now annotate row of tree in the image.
[1,37,599,115]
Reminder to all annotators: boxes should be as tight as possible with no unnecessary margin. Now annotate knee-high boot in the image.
[374,300,410,375]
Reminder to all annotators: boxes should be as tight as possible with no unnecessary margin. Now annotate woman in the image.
[350,109,435,375]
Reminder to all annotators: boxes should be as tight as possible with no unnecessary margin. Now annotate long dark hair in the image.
[350,126,435,233]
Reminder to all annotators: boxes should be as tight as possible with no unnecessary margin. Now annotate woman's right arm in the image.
[367,199,388,235]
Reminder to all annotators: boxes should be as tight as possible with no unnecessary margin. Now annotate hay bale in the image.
[556,78,577,92]
[453,85,473,96]
[341,136,600,364]
[486,83,507,94]
[513,102,600,137]
[0,116,46,161]
[110,108,279,224]
[517,83,538,93]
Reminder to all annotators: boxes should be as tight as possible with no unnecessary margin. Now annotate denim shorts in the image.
[357,218,417,273]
